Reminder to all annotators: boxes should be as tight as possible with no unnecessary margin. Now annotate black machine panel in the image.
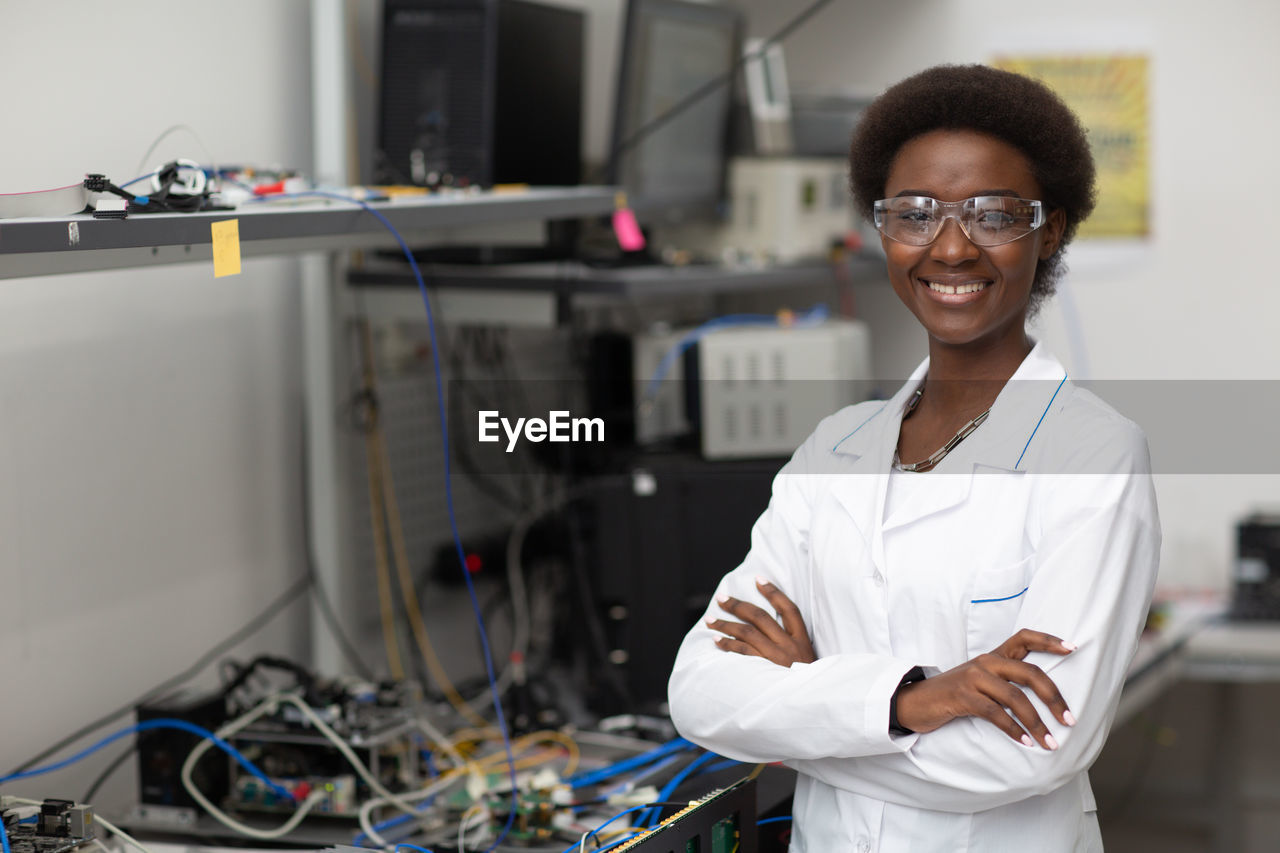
[1232,513,1280,620]
[579,452,782,713]
[615,777,758,853]
[377,0,583,188]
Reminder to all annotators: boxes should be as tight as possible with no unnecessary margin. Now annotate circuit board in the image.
[2,800,95,853]
[4,826,92,853]
[612,778,756,853]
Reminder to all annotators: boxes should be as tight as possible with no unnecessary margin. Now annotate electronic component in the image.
[633,319,872,459]
[738,38,793,156]
[137,690,231,811]
[82,165,229,215]
[91,199,129,220]
[138,667,430,821]
[1,799,95,853]
[376,0,583,189]
[683,157,854,264]
[225,678,428,819]
[1232,513,1280,620]
[492,789,561,846]
[614,777,757,853]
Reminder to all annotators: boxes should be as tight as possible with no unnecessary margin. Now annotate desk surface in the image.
[1183,618,1280,681]
[1116,596,1224,726]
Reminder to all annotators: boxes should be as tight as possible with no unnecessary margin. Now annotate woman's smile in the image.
[918,275,993,302]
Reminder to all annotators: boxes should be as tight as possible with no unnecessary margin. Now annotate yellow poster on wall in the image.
[992,54,1149,239]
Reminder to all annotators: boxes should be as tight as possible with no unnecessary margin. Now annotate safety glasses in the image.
[873,196,1045,247]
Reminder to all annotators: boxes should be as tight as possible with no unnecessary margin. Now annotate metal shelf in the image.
[0,186,617,279]
[345,255,885,327]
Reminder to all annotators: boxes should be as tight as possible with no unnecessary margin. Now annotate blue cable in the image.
[394,844,434,853]
[0,718,292,801]
[642,305,830,402]
[566,738,694,789]
[587,752,688,806]
[641,751,719,828]
[353,747,445,844]
[0,812,11,853]
[601,752,687,795]
[352,810,414,847]
[557,804,653,853]
[702,759,741,774]
[757,816,792,826]
[352,748,446,846]
[248,190,518,852]
[352,796,440,848]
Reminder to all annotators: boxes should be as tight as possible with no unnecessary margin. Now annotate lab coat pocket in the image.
[965,554,1034,656]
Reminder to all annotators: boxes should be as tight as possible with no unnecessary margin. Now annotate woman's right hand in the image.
[894,629,1078,750]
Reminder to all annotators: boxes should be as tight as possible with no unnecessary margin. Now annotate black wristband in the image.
[888,666,927,736]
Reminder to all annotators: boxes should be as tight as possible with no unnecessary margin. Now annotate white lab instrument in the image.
[633,318,872,459]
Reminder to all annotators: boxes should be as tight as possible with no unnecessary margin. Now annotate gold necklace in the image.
[893,387,991,473]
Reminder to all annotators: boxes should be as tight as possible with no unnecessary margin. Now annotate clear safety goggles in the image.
[873,196,1045,247]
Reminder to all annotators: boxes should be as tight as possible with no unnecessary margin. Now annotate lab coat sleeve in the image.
[668,415,921,762]
[787,424,1161,812]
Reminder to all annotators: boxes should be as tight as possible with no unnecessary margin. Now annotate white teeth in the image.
[927,281,987,295]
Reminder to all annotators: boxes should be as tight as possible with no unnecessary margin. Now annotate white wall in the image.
[0,0,314,809]
[735,0,1280,591]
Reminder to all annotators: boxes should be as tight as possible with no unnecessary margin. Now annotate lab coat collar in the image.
[826,342,1069,549]
[830,340,1069,473]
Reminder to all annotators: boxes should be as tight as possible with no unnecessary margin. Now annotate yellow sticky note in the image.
[211,219,242,278]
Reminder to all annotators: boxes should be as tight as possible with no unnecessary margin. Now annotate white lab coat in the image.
[668,343,1161,852]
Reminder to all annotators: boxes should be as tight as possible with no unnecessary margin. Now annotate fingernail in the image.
[1061,641,1078,651]
[755,575,770,587]
[1020,734,1033,747]
[705,617,717,628]
[1045,734,1060,751]
[1063,710,1077,727]
[716,593,730,604]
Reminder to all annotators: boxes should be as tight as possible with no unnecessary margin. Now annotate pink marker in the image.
[612,196,646,252]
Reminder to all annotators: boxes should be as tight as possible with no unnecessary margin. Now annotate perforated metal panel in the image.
[342,320,578,682]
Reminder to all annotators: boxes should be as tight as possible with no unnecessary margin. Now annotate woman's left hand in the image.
[707,576,816,667]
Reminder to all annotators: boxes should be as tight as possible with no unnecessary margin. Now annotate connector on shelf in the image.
[92,198,129,219]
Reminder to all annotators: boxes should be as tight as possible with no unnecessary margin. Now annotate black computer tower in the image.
[575,453,783,714]
[377,0,584,188]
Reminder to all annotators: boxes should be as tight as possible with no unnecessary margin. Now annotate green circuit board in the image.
[710,815,739,852]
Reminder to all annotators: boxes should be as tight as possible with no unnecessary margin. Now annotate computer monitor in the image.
[609,0,742,226]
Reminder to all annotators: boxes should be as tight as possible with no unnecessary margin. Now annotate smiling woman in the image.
[667,65,1160,853]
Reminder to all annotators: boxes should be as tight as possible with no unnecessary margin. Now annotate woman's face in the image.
[881,129,1065,351]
